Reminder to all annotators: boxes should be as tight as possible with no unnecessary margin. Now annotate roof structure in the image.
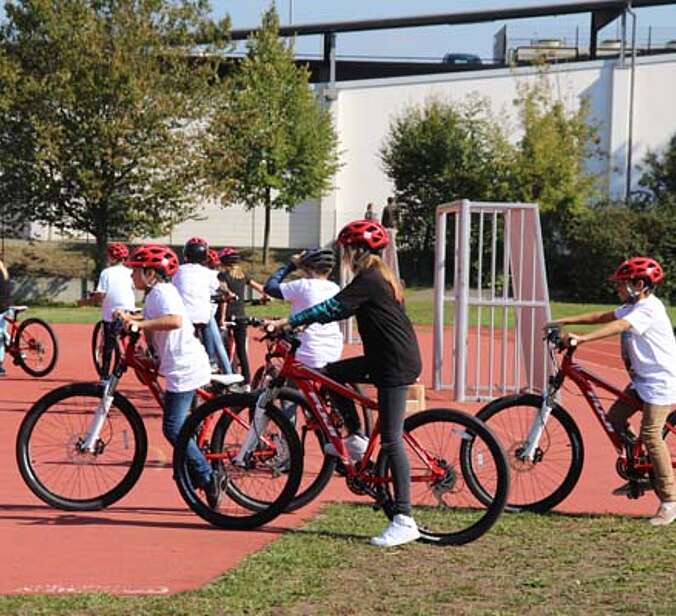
[226,0,676,83]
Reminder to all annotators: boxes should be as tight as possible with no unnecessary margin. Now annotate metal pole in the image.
[289,0,294,25]
[454,200,471,402]
[433,206,447,390]
[620,9,627,67]
[625,2,637,203]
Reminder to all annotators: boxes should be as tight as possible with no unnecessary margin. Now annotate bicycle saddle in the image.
[11,306,28,314]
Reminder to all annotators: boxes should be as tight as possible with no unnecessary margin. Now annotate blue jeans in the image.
[163,389,212,487]
[0,309,9,365]
[204,317,232,374]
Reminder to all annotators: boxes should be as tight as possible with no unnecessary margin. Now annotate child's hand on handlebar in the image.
[262,318,289,334]
[113,309,140,331]
[562,332,582,348]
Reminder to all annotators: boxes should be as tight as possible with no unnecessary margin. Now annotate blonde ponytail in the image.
[349,250,404,304]
[0,260,8,281]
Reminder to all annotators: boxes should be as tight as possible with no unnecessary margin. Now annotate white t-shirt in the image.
[143,283,211,392]
[96,264,136,322]
[172,263,219,325]
[615,294,676,405]
[280,278,343,368]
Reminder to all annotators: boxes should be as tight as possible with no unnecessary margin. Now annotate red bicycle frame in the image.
[264,335,447,486]
[555,346,676,473]
[115,329,252,451]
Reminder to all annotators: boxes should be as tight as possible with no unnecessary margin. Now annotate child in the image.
[118,244,221,507]
[218,248,269,386]
[172,237,226,372]
[550,256,676,526]
[80,243,136,378]
[266,220,423,548]
[263,249,343,370]
[0,259,10,377]
[205,248,234,374]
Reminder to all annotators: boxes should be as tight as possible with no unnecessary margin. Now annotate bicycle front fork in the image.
[232,385,279,465]
[80,376,118,453]
[519,392,556,462]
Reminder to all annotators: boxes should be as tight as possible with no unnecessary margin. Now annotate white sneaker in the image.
[649,501,676,526]
[370,514,421,548]
[323,433,368,462]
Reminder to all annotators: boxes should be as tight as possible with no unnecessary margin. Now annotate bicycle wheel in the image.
[91,320,120,378]
[476,393,584,513]
[16,383,147,510]
[14,318,59,377]
[652,410,676,493]
[375,408,510,546]
[173,393,302,530]
[213,387,336,513]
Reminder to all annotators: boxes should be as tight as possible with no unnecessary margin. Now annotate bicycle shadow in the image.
[0,502,300,535]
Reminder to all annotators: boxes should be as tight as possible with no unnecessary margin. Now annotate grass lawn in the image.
[0,503,673,615]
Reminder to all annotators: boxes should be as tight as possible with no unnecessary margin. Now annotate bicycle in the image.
[16,319,303,529]
[475,326,676,512]
[174,326,510,545]
[1,305,58,377]
[214,293,270,380]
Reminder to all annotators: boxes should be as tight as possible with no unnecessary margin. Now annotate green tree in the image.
[512,76,600,239]
[379,96,516,255]
[637,133,676,206]
[0,0,229,274]
[203,6,340,265]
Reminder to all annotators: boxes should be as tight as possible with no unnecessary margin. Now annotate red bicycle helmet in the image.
[207,249,220,269]
[218,247,241,264]
[107,243,129,261]
[337,219,389,251]
[126,244,179,277]
[609,256,664,285]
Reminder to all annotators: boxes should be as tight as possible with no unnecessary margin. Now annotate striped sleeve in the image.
[288,297,353,328]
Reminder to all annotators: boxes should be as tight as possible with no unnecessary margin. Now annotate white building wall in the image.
[29,53,676,249]
[330,53,676,227]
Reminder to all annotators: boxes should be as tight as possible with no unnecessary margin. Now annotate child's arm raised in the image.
[548,309,616,327]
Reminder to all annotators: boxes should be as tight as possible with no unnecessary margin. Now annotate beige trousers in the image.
[607,387,676,502]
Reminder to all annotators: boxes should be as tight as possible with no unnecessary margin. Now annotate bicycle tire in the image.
[14,317,59,377]
[375,408,509,546]
[91,320,120,378]
[172,393,303,530]
[213,387,336,513]
[651,410,676,493]
[476,393,584,513]
[16,382,147,510]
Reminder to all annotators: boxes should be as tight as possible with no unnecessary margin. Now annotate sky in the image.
[1,1,675,60]
[212,1,676,61]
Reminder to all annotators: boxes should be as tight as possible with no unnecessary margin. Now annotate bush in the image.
[549,203,676,304]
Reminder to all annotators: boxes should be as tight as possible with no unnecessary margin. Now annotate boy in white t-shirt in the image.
[264,249,343,368]
[79,243,136,377]
[118,244,221,508]
[172,237,228,372]
[550,256,676,526]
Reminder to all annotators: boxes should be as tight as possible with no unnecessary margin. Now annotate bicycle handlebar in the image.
[210,291,271,306]
[544,326,578,354]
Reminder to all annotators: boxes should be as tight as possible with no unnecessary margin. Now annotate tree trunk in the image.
[94,231,108,287]
[262,188,272,266]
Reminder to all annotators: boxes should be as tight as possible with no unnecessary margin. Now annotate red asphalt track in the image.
[0,324,663,595]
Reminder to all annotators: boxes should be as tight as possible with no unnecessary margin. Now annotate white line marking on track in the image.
[14,584,170,595]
